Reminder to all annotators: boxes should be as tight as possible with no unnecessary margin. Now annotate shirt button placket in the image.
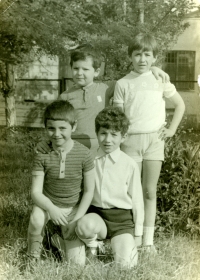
[59,150,66,178]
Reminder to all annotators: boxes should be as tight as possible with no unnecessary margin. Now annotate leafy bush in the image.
[0,127,45,152]
[156,126,200,236]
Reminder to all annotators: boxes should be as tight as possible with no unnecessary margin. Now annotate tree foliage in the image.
[0,0,196,80]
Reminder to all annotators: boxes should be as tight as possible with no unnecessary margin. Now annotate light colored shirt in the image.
[92,147,144,236]
[32,141,94,208]
[60,82,114,138]
[114,71,176,134]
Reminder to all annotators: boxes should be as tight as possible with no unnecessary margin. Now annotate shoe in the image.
[97,240,105,255]
[86,241,105,263]
[51,234,66,259]
[138,245,157,255]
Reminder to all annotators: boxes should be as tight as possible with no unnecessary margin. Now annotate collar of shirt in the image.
[51,140,74,159]
[82,82,94,91]
[130,70,152,77]
[95,147,121,163]
[72,82,94,91]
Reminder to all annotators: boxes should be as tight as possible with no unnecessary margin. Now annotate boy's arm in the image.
[113,82,125,111]
[31,175,68,225]
[151,66,170,83]
[35,140,51,154]
[158,92,185,140]
[64,168,95,240]
[73,168,95,221]
[129,163,144,237]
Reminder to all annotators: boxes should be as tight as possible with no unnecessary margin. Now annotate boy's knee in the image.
[76,216,96,238]
[29,209,46,231]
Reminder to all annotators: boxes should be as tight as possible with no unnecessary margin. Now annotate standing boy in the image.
[76,107,144,268]
[36,47,170,158]
[27,100,95,265]
[113,33,185,252]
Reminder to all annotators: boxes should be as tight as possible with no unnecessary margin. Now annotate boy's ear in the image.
[72,121,77,132]
[94,68,101,78]
[153,56,157,64]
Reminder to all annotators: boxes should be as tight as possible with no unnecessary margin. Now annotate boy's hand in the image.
[35,140,51,154]
[158,125,175,140]
[63,222,77,240]
[48,206,69,226]
[151,66,170,83]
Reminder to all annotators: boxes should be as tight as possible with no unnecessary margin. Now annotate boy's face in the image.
[71,57,100,87]
[130,50,157,74]
[46,120,76,149]
[97,127,126,154]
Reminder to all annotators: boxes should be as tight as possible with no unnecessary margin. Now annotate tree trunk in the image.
[5,95,16,127]
[138,0,144,24]
[5,63,16,127]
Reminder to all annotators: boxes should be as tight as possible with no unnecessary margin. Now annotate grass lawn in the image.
[0,129,200,280]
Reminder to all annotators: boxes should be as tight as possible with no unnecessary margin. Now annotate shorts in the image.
[87,205,134,239]
[47,205,78,239]
[121,132,164,162]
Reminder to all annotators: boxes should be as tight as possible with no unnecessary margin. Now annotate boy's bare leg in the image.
[76,213,107,258]
[111,233,138,268]
[64,239,86,265]
[77,213,107,240]
[142,160,162,246]
[28,205,49,258]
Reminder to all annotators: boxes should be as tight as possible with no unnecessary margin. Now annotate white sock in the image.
[75,230,98,248]
[142,226,155,246]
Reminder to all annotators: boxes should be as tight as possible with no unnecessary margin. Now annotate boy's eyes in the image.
[47,127,67,130]
[100,132,118,136]
[73,67,89,71]
[135,52,152,56]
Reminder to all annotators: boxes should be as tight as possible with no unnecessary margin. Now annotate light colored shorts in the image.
[46,205,78,239]
[121,132,164,162]
[60,206,78,239]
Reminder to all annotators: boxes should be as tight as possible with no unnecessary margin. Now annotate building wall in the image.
[166,14,200,129]
[171,17,200,91]
[0,54,60,127]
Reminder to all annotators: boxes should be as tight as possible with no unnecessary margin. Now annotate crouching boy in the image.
[27,100,95,265]
[76,107,144,268]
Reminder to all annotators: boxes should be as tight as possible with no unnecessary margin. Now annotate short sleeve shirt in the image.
[32,141,94,208]
[60,82,114,138]
[114,71,176,134]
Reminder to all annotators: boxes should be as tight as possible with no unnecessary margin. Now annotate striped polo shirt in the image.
[32,141,94,208]
[60,82,114,139]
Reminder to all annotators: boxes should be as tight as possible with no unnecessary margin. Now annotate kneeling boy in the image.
[76,107,144,268]
[27,100,95,265]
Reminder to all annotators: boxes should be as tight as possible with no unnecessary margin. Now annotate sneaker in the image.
[97,240,105,255]
[86,241,105,263]
[51,234,66,259]
[138,245,157,255]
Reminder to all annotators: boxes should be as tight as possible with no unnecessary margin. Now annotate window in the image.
[163,51,195,90]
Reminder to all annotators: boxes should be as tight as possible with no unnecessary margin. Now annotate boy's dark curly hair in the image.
[95,107,130,136]
[70,47,102,70]
[43,100,76,128]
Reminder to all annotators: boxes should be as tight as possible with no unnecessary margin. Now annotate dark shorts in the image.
[87,205,134,239]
